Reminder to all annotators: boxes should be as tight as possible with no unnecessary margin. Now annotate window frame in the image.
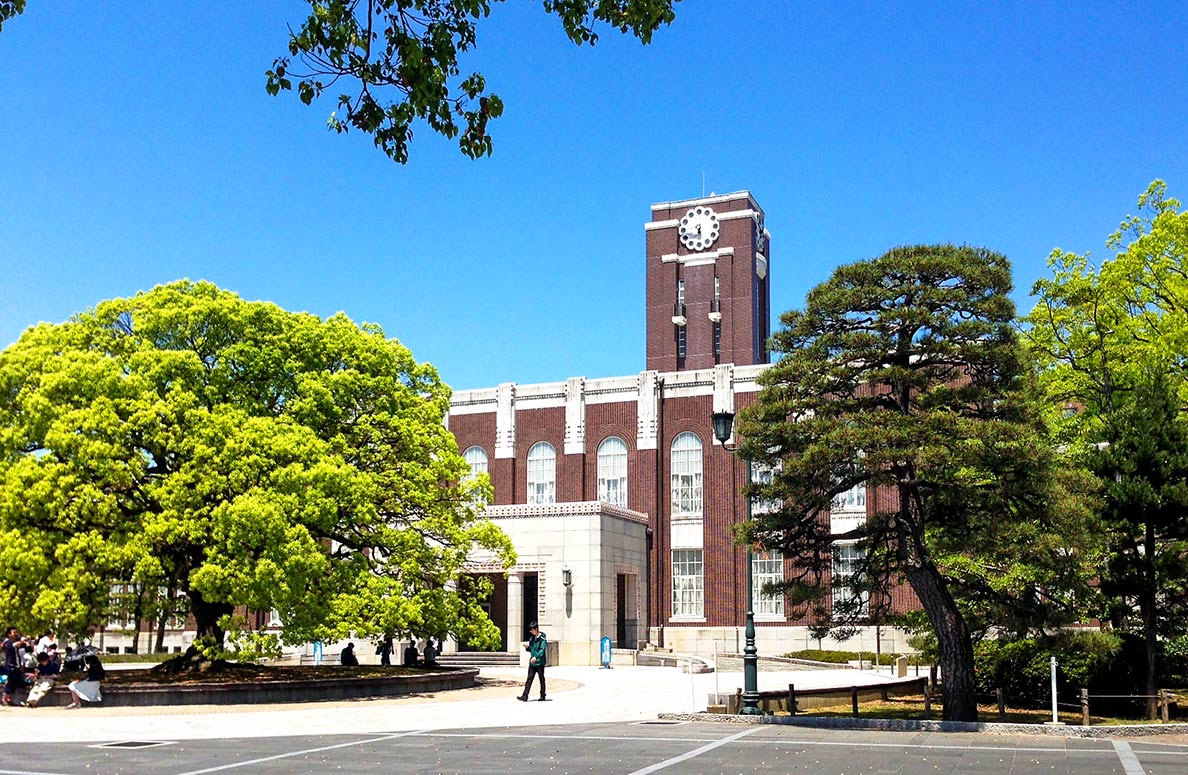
[526,441,557,505]
[671,548,704,619]
[670,432,703,517]
[596,436,628,508]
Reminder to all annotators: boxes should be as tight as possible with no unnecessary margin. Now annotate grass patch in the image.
[781,649,928,666]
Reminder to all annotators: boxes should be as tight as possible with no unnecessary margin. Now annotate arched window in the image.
[526,442,556,505]
[597,436,628,508]
[670,432,703,516]
[463,446,488,482]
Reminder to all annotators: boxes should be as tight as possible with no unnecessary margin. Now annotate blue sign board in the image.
[600,636,613,669]
[313,640,323,666]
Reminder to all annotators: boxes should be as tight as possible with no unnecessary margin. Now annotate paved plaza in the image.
[1,666,1186,774]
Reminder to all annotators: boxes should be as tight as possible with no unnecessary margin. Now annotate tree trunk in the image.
[1142,520,1159,720]
[905,559,979,722]
[150,588,233,675]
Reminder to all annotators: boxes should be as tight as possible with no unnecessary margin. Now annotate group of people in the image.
[1,627,106,708]
[338,637,439,667]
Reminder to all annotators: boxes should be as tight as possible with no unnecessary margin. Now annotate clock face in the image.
[678,206,720,251]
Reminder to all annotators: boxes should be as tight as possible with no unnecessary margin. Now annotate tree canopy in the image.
[738,245,1097,722]
[0,281,514,662]
[268,0,680,163]
[1025,180,1188,717]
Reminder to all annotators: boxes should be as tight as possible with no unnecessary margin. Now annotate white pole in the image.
[1050,656,1059,723]
[714,639,720,699]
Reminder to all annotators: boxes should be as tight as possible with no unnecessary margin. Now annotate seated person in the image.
[66,653,104,709]
[26,651,60,708]
[422,637,437,666]
[340,642,359,666]
[402,641,419,667]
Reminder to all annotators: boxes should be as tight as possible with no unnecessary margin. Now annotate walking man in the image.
[517,622,547,702]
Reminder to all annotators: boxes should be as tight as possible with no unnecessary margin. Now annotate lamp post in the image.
[712,409,761,715]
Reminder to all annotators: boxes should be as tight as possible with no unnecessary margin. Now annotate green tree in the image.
[0,281,514,667]
[738,245,1095,721]
[1,2,679,163]
[1090,370,1188,717]
[1025,180,1188,718]
[0,0,23,32]
[266,1,679,163]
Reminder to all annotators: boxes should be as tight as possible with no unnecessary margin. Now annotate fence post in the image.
[996,688,1006,720]
[929,664,938,691]
[924,685,932,720]
[1080,688,1090,726]
[851,686,860,718]
[788,684,796,716]
[1160,690,1170,723]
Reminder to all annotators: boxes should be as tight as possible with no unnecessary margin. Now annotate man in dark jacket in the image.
[2,626,23,707]
[340,642,359,666]
[517,622,547,702]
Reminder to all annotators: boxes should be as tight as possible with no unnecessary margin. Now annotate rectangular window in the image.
[671,549,704,618]
[832,542,870,617]
[677,278,685,305]
[749,461,780,514]
[752,550,785,617]
[677,326,687,359]
[831,482,866,513]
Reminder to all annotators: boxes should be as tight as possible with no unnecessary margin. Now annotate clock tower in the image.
[645,192,771,372]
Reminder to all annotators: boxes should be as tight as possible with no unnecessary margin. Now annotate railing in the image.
[723,676,929,716]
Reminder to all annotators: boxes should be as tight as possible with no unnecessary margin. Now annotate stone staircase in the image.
[436,652,521,668]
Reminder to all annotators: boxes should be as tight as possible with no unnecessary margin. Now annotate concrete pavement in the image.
[0,665,902,743]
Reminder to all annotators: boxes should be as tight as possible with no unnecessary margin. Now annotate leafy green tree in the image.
[738,245,1096,721]
[1026,180,1188,718]
[0,281,514,667]
[266,0,680,163]
[1,2,679,163]
[0,0,23,32]
[1090,370,1188,717]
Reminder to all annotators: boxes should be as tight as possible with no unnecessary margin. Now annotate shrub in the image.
[974,631,1124,708]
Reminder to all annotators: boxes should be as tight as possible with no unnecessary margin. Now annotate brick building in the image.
[450,191,916,665]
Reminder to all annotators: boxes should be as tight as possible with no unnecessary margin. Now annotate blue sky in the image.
[2,1,1185,389]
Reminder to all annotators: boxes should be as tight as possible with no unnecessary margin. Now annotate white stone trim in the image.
[564,377,586,455]
[645,219,679,231]
[651,191,762,216]
[450,364,772,421]
[670,519,704,549]
[711,364,735,447]
[495,383,516,459]
[482,501,651,526]
[637,370,660,451]
[660,246,735,266]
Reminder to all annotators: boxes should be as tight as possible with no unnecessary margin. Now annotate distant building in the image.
[451,191,917,665]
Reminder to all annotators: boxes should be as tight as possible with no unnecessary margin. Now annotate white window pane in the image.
[671,549,704,618]
[670,432,703,516]
[832,542,870,616]
[527,442,556,505]
[752,550,784,617]
[597,436,628,508]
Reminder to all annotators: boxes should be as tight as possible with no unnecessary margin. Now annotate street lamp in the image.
[712,409,762,716]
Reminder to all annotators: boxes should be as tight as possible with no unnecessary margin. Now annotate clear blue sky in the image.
[2,2,1185,389]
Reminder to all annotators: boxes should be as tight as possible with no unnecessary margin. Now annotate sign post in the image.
[600,636,613,669]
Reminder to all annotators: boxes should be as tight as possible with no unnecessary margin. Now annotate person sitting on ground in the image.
[402,640,419,667]
[26,651,60,708]
[422,637,437,666]
[340,642,359,666]
[66,652,104,709]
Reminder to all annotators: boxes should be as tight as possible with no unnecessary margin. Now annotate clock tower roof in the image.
[649,190,764,218]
